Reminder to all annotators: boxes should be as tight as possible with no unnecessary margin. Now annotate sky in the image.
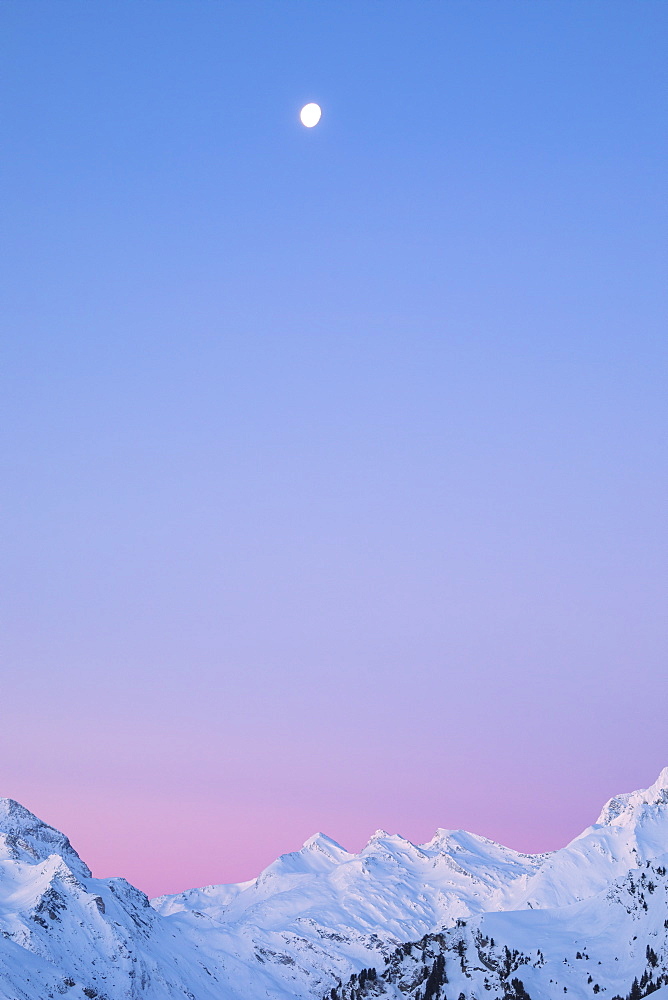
[1,1,666,898]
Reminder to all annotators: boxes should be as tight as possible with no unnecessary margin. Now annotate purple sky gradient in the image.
[1,1,667,897]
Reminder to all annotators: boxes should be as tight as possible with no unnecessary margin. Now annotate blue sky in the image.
[1,1,666,894]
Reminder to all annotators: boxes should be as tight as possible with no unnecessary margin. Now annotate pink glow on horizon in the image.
[9,762,665,898]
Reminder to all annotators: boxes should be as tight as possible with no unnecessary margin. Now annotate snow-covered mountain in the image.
[1,770,668,999]
[0,799,225,999]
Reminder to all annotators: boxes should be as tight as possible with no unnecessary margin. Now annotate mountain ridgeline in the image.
[1,771,668,999]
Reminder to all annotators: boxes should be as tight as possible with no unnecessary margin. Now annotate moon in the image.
[300,103,322,128]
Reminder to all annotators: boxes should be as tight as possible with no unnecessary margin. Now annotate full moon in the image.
[300,103,322,128]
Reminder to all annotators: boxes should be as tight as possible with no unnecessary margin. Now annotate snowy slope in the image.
[342,855,668,1000]
[1,770,668,999]
[500,768,668,910]
[152,828,545,998]
[0,800,228,999]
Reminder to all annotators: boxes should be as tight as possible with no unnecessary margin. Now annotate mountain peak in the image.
[0,797,91,879]
[362,830,416,854]
[596,767,668,826]
[0,797,39,827]
[302,832,348,856]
